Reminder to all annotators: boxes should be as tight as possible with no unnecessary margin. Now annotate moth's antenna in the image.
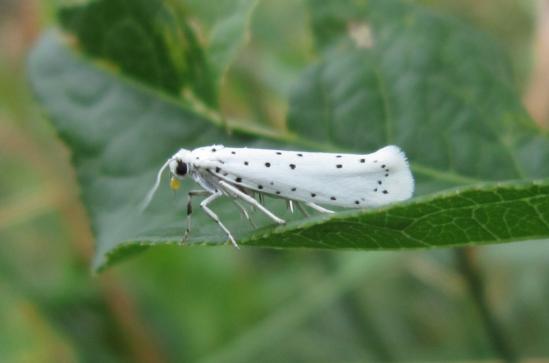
[140,159,171,211]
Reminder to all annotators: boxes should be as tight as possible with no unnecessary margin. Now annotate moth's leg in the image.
[229,188,256,222]
[247,191,257,212]
[305,202,335,214]
[231,198,256,229]
[182,190,210,242]
[200,190,239,248]
[219,181,285,224]
[287,200,294,214]
[294,201,310,217]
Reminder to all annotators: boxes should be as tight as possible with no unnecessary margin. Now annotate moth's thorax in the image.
[189,144,225,162]
[184,145,226,172]
[182,145,226,192]
[171,148,191,163]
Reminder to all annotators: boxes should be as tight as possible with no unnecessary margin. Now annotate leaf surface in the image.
[291,0,549,195]
[28,0,549,271]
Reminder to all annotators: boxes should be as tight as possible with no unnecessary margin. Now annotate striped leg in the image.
[182,190,210,242]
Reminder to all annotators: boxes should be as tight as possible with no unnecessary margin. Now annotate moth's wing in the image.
[274,145,414,207]
[206,145,414,208]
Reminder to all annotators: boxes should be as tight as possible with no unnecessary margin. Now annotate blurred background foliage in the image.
[1,0,549,362]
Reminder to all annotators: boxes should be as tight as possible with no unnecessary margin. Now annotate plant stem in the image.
[339,290,395,362]
[455,247,518,363]
[321,255,395,362]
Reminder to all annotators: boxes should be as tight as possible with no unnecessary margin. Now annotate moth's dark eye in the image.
[175,160,187,176]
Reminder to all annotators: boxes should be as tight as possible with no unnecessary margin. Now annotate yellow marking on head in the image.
[170,176,181,191]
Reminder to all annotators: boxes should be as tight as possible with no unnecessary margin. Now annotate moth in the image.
[142,145,414,248]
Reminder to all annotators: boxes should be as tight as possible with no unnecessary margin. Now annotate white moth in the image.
[142,145,414,248]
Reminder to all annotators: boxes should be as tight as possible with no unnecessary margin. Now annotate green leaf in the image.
[58,0,216,105]
[246,180,549,249]
[58,0,262,106]
[207,0,260,83]
[29,0,549,271]
[293,0,549,197]
[28,31,549,272]
[29,31,275,271]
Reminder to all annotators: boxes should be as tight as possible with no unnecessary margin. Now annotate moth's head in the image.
[140,148,190,211]
[167,149,191,191]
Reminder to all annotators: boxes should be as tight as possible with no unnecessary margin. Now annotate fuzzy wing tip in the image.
[377,145,415,200]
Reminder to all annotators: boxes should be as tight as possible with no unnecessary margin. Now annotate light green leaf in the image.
[207,0,260,82]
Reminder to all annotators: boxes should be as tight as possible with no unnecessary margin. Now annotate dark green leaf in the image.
[246,181,549,249]
[58,0,216,104]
